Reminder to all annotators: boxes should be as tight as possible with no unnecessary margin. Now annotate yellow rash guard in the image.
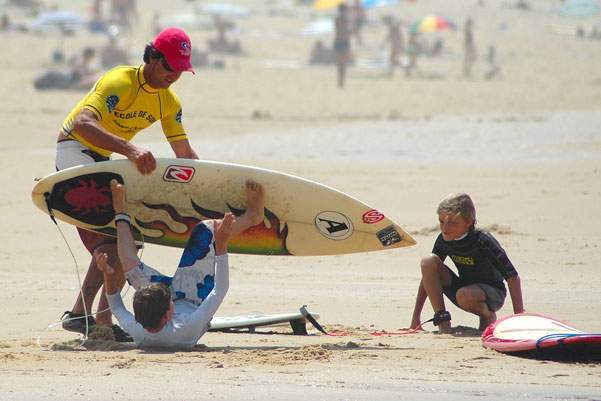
[60,65,187,157]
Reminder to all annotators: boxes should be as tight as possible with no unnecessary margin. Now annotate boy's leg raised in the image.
[420,254,452,334]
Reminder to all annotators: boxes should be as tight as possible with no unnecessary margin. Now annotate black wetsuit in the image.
[432,228,518,294]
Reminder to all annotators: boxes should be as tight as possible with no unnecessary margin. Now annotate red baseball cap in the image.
[153,27,195,74]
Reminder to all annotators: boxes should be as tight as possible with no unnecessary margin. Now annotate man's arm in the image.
[169,138,199,159]
[507,275,524,314]
[73,109,157,174]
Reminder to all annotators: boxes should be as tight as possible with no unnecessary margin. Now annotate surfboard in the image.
[209,312,320,335]
[482,313,601,360]
[31,159,415,256]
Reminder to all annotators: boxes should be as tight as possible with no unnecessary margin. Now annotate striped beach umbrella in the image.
[410,15,455,32]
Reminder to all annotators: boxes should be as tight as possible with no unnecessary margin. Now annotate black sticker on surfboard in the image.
[377,225,402,247]
[314,211,353,240]
[47,172,123,226]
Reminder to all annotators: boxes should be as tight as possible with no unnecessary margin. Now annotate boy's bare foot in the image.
[479,312,497,331]
[437,321,452,334]
[110,179,128,214]
[245,180,265,226]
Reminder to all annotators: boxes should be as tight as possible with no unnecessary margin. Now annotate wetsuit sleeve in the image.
[160,90,188,143]
[481,232,518,279]
[124,263,154,291]
[431,233,447,262]
[106,291,147,344]
[82,70,132,122]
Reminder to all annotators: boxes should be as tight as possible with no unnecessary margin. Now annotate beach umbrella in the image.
[300,18,334,36]
[313,0,346,10]
[31,10,84,32]
[197,3,249,17]
[362,0,399,9]
[410,15,455,33]
[558,0,600,17]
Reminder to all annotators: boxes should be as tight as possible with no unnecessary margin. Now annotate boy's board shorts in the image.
[56,139,109,171]
[442,266,506,312]
[125,220,217,306]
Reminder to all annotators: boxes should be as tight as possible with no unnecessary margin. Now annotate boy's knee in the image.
[456,286,484,308]
[420,254,441,273]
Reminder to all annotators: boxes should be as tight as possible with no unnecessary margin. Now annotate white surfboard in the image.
[31,159,415,256]
[209,312,320,335]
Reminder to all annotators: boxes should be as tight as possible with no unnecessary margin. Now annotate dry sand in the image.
[1,0,600,400]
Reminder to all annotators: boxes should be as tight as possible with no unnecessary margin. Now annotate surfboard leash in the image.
[39,194,90,348]
[300,305,436,337]
[300,305,348,337]
[39,193,136,348]
[369,318,435,336]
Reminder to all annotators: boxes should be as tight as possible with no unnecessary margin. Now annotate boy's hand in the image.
[94,250,114,275]
[214,213,235,255]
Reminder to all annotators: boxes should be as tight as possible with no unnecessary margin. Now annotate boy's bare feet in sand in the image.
[438,321,452,334]
[479,312,497,331]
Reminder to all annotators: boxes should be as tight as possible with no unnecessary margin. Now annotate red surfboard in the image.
[482,313,601,361]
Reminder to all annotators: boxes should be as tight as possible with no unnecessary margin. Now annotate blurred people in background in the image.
[333,3,352,88]
[463,18,476,77]
[484,44,501,80]
[350,0,366,47]
[383,16,404,77]
[100,26,131,68]
[110,0,137,33]
[208,14,243,54]
[405,31,420,77]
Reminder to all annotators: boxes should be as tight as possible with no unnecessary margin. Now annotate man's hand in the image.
[214,213,235,256]
[127,146,156,175]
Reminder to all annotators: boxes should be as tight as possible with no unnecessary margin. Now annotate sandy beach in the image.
[1,0,601,399]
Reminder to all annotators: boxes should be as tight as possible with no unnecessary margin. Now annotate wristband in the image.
[114,213,131,225]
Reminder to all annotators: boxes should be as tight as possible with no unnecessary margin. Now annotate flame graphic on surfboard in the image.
[99,201,290,255]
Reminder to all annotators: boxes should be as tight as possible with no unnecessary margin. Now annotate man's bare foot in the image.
[244,180,265,226]
[110,179,128,214]
[478,312,497,331]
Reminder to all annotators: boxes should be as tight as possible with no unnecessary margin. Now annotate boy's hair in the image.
[133,282,172,330]
[437,193,477,227]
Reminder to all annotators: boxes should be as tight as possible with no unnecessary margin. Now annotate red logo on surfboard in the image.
[362,209,385,224]
[163,166,195,183]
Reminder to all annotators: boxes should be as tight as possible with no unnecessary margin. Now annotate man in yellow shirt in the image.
[56,28,199,341]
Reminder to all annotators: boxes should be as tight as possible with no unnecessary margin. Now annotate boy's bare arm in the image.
[110,179,141,272]
[507,275,524,314]
[410,279,428,329]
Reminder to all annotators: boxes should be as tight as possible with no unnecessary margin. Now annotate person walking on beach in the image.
[383,16,404,77]
[405,30,420,77]
[463,18,476,77]
[96,179,264,349]
[409,193,524,334]
[56,27,199,341]
[350,0,367,47]
[333,3,352,88]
